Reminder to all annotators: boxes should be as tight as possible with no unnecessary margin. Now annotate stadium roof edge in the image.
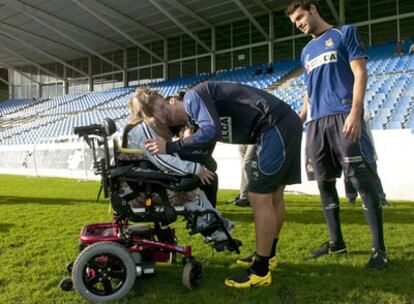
[0,0,290,68]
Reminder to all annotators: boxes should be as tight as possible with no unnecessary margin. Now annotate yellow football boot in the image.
[225,270,272,288]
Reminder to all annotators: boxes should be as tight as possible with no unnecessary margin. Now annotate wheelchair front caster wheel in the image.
[182,259,202,291]
[60,278,73,291]
[66,261,74,274]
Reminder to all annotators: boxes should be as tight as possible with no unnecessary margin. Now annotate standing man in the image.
[234,144,254,207]
[145,80,302,287]
[286,0,388,268]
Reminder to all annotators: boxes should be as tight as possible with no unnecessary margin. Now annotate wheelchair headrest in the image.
[103,118,117,136]
[74,117,117,137]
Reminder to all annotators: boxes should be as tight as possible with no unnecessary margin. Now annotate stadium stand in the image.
[0,58,299,146]
[214,59,300,89]
[148,74,210,97]
[1,41,414,147]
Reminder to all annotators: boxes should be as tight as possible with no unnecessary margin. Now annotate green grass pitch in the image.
[0,174,413,304]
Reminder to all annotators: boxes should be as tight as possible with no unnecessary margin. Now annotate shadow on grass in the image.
[0,195,105,205]
[221,208,414,225]
[0,223,15,233]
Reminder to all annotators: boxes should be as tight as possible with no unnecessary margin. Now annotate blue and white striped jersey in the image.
[301,25,367,121]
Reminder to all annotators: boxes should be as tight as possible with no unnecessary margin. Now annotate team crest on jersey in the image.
[305,51,338,73]
[325,38,334,48]
[220,117,233,143]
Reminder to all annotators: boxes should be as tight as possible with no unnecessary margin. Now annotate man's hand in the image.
[198,166,215,185]
[346,58,367,142]
[144,136,166,154]
[343,112,361,142]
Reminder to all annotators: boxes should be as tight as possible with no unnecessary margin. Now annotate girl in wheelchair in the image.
[120,87,234,245]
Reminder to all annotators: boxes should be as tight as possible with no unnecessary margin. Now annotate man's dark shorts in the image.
[306,113,377,181]
[248,112,302,194]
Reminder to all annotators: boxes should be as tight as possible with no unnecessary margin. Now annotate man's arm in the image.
[157,90,219,156]
[131,124,215,184]
[299,92,309,123]
[166,93,220,154]
[145,91,220,157]
[343,57,367,141]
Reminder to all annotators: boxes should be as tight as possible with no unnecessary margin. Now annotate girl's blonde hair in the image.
[127,87,172,140]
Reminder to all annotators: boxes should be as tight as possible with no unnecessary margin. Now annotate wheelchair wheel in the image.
[72,242,136,303]
[182,258,202,291]
[59,278,73,291]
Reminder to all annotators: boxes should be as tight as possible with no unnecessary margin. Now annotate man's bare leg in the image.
[249,191,278,257]
[272,185,286,239]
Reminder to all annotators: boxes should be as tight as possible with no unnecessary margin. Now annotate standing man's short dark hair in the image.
[285,0,321,17]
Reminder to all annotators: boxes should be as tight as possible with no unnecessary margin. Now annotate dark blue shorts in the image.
[248,112,302,194]
[306,113,377,181]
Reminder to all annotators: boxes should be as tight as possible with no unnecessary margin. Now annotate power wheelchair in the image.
[59,118,241,303]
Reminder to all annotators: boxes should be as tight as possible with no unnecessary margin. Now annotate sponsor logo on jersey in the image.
[220,117,233,143]
[325,38,334,48]
[305,51,338,73]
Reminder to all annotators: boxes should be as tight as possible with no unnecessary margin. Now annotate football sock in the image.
[351,177,385,251]
[317,180,344,245]
[270,238,278,258]
[251,253,269,276]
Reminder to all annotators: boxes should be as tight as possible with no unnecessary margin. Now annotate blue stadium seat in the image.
[3,40,414,146]
[370,120,385,130]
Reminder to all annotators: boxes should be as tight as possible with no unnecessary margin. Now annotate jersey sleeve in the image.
[343,25,367,62]
[184,90,220,144]
[300,46,306,67]
[166,90,220,154]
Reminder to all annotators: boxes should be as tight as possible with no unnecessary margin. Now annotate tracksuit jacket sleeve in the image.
[127,123,201,176]
[166,90,220,154]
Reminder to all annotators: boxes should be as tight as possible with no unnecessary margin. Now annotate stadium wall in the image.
[0,130,413,201]
[212,129,414,201]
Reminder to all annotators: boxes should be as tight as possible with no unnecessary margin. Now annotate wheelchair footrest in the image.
[211,238,242,253]
[188,222,221,235]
